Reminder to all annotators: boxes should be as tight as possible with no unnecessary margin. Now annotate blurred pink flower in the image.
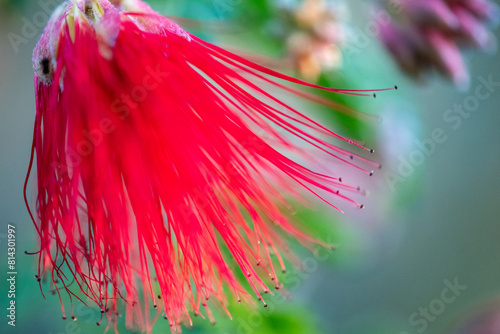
[380,0,499,86]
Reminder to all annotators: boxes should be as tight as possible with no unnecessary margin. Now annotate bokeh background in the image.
[1,0,500,333]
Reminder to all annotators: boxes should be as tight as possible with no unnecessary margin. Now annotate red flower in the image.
[26,0,387,331]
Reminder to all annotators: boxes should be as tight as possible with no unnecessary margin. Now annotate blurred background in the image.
[1,0,500,333]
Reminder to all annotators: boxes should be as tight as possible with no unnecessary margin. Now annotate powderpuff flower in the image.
[26,0,388,332]
[379,0,499,87]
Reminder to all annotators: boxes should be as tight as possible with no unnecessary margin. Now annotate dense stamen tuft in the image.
[26,0,388,331]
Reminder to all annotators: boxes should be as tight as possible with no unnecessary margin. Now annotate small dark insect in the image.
[40,57,50,75]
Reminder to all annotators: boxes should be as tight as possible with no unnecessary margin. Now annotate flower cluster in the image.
[280,0,347,81]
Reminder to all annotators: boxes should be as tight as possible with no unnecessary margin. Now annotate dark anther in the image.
[153,304,157,309]
[62,316,66,320]
[96,323,101,326]
[395,85,398,90]
[373,93,377,98]
[350,155,354,160]
[158,295,162,299]
[339,177,342,182]
[72,316,76,320]
[360,205,365,209]
[84,4,94,20]
[369,171,374,176]
[370,149,375,153]
[40,57,50,75]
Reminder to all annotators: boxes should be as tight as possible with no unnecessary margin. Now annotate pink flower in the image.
[380,0,499,86]
[26,0,387,331]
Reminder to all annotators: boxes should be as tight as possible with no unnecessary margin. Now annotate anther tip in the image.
[394,85,398,90]
[369,171,374,176]
[360,204,365,209]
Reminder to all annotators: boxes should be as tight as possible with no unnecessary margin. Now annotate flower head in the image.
[27,0,386,331]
